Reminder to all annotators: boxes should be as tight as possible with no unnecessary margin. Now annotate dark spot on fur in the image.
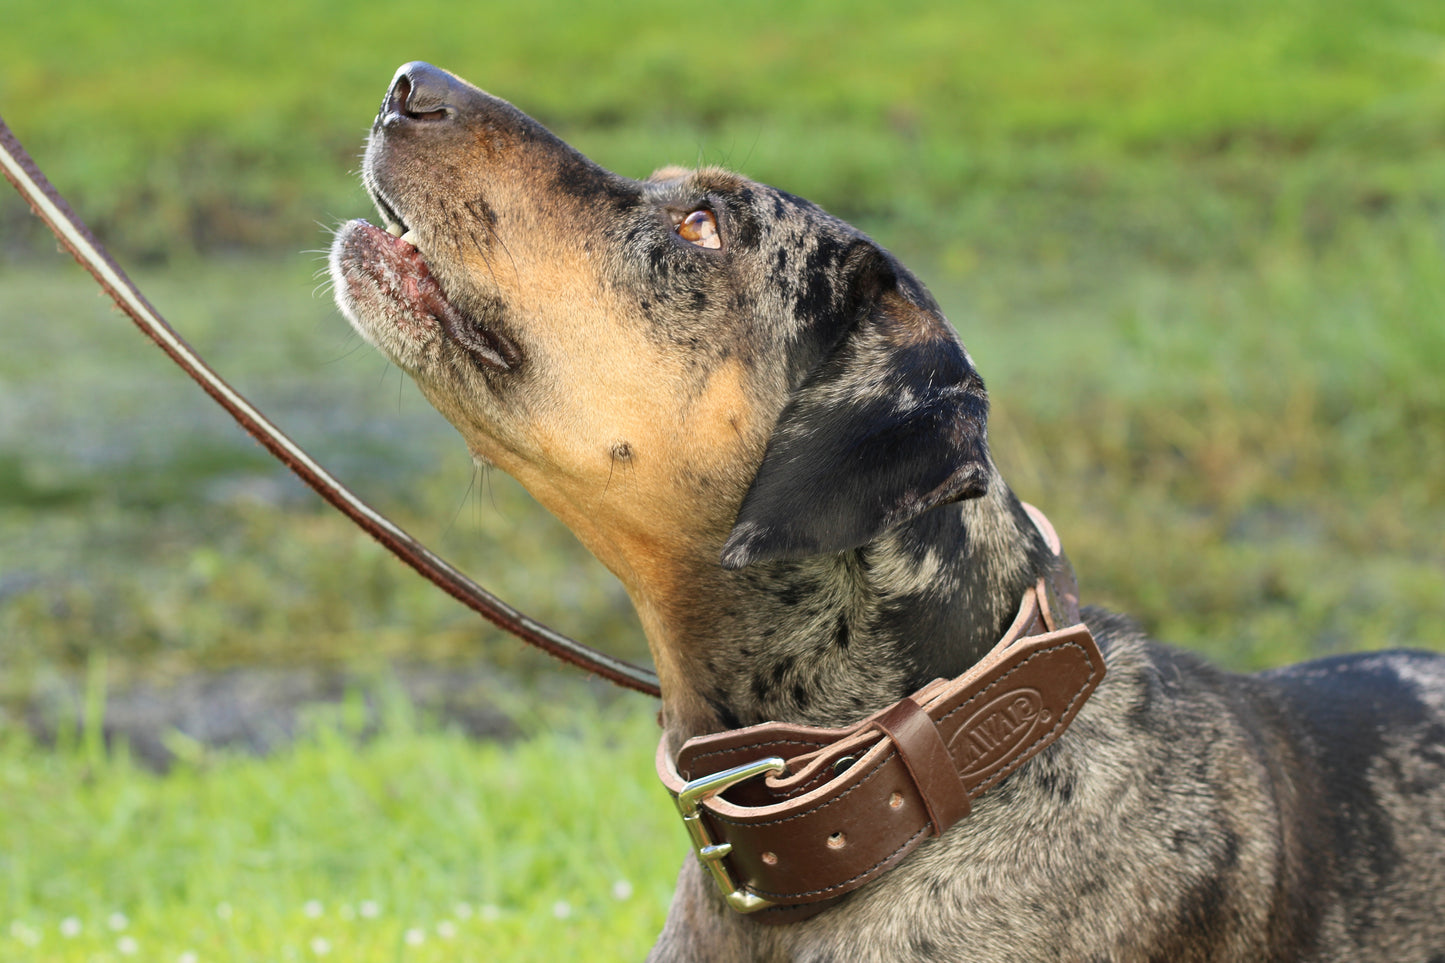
[776,584,807,607]
[750,673,770,705]
[1217,826,1240,869]
[791,682,812,710]
[1035,766,1075,803]
[833,616,850,650]
[1149,876,1228,963]
[792,236,847,333]
[728,205,760,250]
[464,196,498,230]
[1263,653,1429,889]
[909,936,939,957]
[549,161,636,209]
[705,692,742,732]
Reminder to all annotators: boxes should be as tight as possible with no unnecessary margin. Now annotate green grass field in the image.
[2,0,1444,958]
[1,698,676,961]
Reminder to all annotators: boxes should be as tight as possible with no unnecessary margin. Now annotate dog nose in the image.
[378,62,459,126]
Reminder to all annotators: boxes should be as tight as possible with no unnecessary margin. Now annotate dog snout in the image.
[377,61,461,129]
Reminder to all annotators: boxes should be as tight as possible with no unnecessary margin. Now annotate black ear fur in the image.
[720,265,991,570]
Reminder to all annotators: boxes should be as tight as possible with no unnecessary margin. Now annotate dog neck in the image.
[653,479,1052,746]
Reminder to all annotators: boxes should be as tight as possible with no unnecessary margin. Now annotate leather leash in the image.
[657,505,1105,922]
[0,116,662,698]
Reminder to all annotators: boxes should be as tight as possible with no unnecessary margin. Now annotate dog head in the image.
[330,62,993,611]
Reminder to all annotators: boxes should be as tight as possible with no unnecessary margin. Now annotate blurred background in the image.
[2,1,1444,957]
[3,0,1444,755]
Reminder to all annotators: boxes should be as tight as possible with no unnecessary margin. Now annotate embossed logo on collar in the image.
[953,688,1045,778]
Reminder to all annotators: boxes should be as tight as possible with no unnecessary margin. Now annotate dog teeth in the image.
[399,230,419,248]
[385,222,405,237]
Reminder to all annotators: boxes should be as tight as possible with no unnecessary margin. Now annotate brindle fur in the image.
[330,63,1445,962]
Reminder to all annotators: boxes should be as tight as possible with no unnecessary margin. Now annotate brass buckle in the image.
[674,756,787,913]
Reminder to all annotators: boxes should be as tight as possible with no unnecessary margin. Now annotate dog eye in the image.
[676,209,721,249]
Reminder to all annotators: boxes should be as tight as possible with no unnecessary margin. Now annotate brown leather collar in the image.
[656,505,1106,923]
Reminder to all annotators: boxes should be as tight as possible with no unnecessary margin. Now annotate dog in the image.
[329,62,1445,962]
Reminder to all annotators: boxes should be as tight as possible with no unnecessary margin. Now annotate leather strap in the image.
[657,505,1105,922]
[873,696,970,832]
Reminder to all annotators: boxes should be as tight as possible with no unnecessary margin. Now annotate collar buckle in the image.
[673,756,787,913]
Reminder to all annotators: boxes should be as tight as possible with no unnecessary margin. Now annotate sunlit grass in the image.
[0,695,676,962]
[3,0,1445,258]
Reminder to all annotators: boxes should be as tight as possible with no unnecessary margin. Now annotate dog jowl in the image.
[331,63,1445,962]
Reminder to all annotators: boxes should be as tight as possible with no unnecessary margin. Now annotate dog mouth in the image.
[334,200,520,373]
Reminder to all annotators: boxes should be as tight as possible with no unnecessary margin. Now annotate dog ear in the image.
[720,257,991,570]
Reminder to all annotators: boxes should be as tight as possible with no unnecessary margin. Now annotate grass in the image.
[1,0,1444,956]
[953,209,1445,667]
[3,0,1445,258]
[0,693,676,962]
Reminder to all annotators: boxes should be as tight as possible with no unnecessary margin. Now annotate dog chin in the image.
[329,218,443,370]
[332,218,520,375]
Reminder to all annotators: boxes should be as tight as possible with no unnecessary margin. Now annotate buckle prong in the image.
[674,756,786,913]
